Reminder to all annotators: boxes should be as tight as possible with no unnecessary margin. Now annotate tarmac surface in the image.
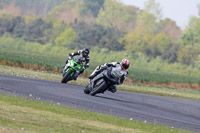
[0,74,200,132]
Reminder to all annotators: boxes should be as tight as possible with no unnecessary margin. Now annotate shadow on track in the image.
[95,95,136,104]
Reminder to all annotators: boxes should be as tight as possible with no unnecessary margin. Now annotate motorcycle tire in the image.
[90,80,107,96]
[84,85,91,94]
[61,69,73,83]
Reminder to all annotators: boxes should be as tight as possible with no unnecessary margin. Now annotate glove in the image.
[111,64,116,67]
[85,64,89,68]
[69,53,73,56]
[105,63,116,67]
[101,66,108,70]
[109,86,117,93]
[80,69,84,74]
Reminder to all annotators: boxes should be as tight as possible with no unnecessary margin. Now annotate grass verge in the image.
[1,48,200,85]
[0,65,200,100]
[0,93,195,133]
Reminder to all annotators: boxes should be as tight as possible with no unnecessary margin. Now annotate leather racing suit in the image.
[89,62,128,93]
[65,50,90,79]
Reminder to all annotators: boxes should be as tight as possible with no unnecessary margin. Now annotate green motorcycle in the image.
[61,58,83,83]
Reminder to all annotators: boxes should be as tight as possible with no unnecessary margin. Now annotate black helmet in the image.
[82,47,90,57]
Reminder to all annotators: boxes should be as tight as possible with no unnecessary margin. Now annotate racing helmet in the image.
[121,59,130,70]
[82,47,90,57]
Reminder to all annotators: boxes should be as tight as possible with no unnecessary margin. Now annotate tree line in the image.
[0,0,199,68]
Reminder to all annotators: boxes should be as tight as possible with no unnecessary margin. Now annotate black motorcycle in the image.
[84,67,119,96]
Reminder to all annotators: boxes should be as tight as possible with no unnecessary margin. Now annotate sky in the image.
[120,0,199,29]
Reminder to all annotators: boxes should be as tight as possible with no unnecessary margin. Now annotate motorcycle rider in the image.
[88,59,130,93]
[64,47,90,80]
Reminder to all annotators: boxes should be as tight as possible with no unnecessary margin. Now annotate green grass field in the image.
[1,48,200,86]
[0,93,195,133]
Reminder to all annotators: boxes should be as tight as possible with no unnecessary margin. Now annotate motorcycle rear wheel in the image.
[90,80,107,96]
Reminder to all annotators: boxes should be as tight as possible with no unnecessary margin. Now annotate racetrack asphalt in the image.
[0,74,200,132]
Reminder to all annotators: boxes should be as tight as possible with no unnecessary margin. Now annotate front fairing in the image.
[63,59,83,76]
[102,70,119,84]
[74,55,85,63]
[91,69,119,86]
[111,64,127,78]
[65,59,83,71]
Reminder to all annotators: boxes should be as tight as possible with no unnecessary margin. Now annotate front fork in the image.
[73,70,80,78]
[63,67,75,77]
[90,73,105,92]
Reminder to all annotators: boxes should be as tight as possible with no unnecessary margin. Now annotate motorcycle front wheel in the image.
[84,85,91,94]
[61,69,73,83]
[90,80,107,96]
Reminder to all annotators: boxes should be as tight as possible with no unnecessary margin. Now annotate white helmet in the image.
[121,59,130,70]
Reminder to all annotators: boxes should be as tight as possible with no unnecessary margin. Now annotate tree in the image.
[136,0,163,34]
[97,0,138,32]
[178,45,200,65]
[180,16,200,46]
[195,55,200,69]
[72,22,124,50]
[144,0,162,22]
[0,15,14,36]
[23,18,52,44]
[12,16,26,38]
[49,1,78,23]
[0,3,21,16]
[0,0,67,17]
[123,30,148,54]
[82,0,104,17]
[161,44,178,63]
[0,15,25,37]
[49,21,67,45]
[178,15,200,65]
[197,3,200,16]
[157,18,182,40]
[55,27,76,47]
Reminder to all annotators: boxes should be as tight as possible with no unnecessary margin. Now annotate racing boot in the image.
[88,69,101,79]
[88,72,98,79]
[88,66,102,79]
[108,85,117,93]
[74,77,77,81]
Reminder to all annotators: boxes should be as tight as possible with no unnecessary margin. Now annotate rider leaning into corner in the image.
[88,59,130,93]
[64,47,90,80]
